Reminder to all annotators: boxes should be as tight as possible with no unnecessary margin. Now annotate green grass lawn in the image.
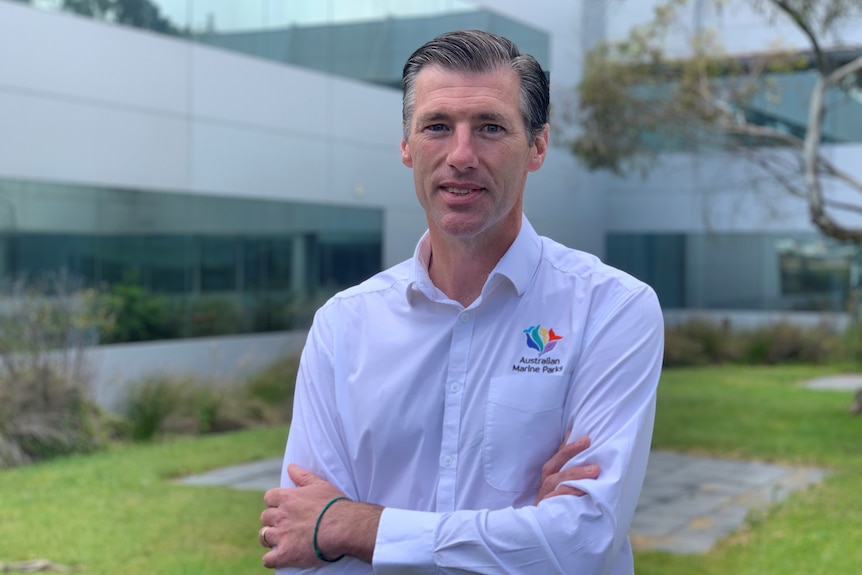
[638,365,862,575]
[1,365,860,574]
[0,426,289,574]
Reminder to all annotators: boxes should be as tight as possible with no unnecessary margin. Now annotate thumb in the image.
[287,463,325,487]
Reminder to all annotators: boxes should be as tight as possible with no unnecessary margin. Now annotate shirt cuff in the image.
[373,508,439,575]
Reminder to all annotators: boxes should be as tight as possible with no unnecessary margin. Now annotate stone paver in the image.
[179,450,826,555]
[803,373,862,391]
[630,451,825,554]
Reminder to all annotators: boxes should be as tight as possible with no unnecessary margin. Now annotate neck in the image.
[427,228,517,307]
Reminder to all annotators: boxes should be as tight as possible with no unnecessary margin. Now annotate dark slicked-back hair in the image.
[401,30,549,145]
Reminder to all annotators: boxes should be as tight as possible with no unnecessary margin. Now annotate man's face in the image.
[401,65,548,248]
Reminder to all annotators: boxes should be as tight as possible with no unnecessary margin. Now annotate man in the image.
[259,30,663,574]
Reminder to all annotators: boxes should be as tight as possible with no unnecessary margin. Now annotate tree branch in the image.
[771,0,830,72]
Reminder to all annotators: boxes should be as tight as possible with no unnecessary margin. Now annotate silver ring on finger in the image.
[258,526,272,548]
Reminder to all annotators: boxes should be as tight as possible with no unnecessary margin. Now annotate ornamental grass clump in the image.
[0,276,110,468]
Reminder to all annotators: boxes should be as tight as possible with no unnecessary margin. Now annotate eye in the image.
[482,124,503,134]
[425,124,448,133]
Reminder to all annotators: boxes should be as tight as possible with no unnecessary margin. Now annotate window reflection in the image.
[0,180,383,341]
[606,232,859,313]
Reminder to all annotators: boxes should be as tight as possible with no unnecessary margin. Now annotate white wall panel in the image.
[0,90,190,190]
[323,73,405,148]
[326,140,414,209]
[190,45,328,136]
[0,2,189,113]
[189,121,328,201]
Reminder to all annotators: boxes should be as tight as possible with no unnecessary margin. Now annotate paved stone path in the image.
[630,451,824,553]
[179,450,825,554]
[802,373,862,391]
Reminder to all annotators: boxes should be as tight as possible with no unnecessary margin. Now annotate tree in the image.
[569,0,862,241]
[62,0,179,35]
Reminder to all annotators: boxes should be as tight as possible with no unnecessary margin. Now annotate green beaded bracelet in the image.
[313,496,349,563]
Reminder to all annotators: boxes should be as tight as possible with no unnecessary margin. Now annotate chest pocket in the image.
[483,374,568,493]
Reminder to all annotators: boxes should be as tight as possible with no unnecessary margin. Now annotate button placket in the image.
[435,310,474,512]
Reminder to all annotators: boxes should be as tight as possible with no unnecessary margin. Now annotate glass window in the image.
[0,179,383,340]
[605,233,686,309]
[199,237,236,292]
[606,231,859,313]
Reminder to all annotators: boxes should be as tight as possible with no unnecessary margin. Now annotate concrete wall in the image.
[88,330,308,411]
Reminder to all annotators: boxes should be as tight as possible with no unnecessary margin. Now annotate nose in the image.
[446,125,478,171]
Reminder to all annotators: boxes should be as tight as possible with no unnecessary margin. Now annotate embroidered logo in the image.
[523,325,563,356]
[513,325,565,374]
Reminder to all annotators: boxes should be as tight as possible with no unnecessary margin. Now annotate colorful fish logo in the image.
[523,325,563,356]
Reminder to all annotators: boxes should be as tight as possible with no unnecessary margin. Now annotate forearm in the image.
[375,487,620,574]
[372,390,657,574]
[317,499,384,564]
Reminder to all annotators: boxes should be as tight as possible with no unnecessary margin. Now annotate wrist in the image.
[316,499,384,564]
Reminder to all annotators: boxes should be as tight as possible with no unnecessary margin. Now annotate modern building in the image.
[591,0,862,322]
[1,0,860,399]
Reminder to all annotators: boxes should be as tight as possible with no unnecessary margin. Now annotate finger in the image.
[262,548,281,570]
[286,463,324,487]
[259,526,273,548]
[561,435,590,459]
[541,436,590,479]
[263,487,289,508]
[542,485,587,501]
[557,463,600,482]
[535,463,599,505]
[260,507,278,527]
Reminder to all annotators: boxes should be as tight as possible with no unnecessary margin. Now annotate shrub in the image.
[122,374,189,441]
[664,317,845,367]
[0,275,109,467]
[242,353,300,409]
[663,318,737,366]
[740,321,839,365]
[841,320,862,367]
[185,296,245,338]
[662,327,709,367]
[119,353,300,441]
[99,280,180,343]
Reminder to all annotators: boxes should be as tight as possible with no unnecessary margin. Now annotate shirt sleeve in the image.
[275,304,371,575]
[373,283,664,575]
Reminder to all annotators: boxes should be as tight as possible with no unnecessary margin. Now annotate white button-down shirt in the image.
[278,216,663,574]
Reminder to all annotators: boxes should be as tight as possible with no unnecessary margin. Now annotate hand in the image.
[260,464,347,569]
[534,435,600,505]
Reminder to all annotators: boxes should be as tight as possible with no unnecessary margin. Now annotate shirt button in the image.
[443,455,454,467]
[450,382,460,393]
[459,313,470,323]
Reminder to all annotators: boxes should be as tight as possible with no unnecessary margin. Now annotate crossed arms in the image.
[260,436,598,567]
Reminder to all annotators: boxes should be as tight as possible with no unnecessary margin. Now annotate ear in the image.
[527,124,549,172]
[400,138,413,168]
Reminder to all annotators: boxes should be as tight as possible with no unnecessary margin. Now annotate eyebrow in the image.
[416,111,510,125]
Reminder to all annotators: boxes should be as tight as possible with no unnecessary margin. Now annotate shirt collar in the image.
[406,215,542,303]
[490,214,542,296]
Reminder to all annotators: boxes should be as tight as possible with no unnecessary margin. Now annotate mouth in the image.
[441,184,484,196]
